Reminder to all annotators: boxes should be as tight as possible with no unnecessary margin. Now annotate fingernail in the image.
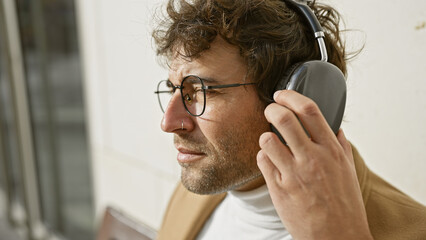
[273,90,281,100]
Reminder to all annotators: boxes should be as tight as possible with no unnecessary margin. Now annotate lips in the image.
[176,146,206,163]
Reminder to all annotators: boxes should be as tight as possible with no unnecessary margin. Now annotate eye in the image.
[184,93,192,102]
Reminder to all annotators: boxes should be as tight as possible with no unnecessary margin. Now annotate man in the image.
[152,0,426,239]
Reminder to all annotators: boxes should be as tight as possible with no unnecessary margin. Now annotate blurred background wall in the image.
[1,0,425,239]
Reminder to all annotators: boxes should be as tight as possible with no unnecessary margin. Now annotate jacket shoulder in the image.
[352,145,426,240]
[156,182,226,240]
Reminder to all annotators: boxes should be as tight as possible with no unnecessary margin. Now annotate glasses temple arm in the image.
[204,82,255,90]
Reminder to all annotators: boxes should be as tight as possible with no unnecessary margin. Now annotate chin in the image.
[180,171,228,195]
[180,167,263,195]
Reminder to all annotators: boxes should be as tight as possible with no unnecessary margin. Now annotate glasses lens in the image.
[157,80,174,113]
[181,76,205,116]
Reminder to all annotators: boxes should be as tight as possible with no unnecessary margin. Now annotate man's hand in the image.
[257,90,373,240]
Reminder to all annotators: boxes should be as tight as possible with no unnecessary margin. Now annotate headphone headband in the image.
[284,0,328,62]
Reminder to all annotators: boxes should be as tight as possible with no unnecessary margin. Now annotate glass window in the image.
[14,0,95,239]
[0,13,27,232]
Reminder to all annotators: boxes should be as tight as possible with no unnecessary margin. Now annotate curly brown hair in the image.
[153,0,348,102]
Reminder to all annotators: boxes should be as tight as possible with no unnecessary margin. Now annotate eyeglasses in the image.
[154,75,255,117]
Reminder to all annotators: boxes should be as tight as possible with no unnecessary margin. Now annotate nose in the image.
[161,91,195,133]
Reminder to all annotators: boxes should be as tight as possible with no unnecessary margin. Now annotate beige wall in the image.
[76,0,426,230]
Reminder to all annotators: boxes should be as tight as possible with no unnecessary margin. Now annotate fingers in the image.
[337,129,351,154]
[272,90,336,144]
[264,103,311,156]
[257,150,286,192]
[256,150,282,189]
[336,129,354,167]
[259,132,294,171]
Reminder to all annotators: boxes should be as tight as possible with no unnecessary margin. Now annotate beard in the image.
[174,112,268,195]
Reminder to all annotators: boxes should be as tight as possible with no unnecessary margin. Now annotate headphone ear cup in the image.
[288,61,346,136]
[271,60,346,144]
[274,62,303,92]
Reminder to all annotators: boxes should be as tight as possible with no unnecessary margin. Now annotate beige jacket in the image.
[157,146,426,240]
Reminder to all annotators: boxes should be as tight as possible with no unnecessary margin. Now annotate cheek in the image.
[198,100,269,147]
[203,96,235,120]
[196,89,269,146]
[203,93,256,122]
[200,98,250,134]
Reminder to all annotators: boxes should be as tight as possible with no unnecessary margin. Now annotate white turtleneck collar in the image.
[196,184,293,240]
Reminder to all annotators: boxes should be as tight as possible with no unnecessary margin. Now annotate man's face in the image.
[161,37,270,194]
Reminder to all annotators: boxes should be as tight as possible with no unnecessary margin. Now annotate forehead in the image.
[169,37,248,84]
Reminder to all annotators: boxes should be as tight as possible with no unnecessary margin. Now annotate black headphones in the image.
[271,0,346,143]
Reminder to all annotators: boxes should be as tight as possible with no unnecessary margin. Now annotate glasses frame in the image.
[155,75,256,117]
